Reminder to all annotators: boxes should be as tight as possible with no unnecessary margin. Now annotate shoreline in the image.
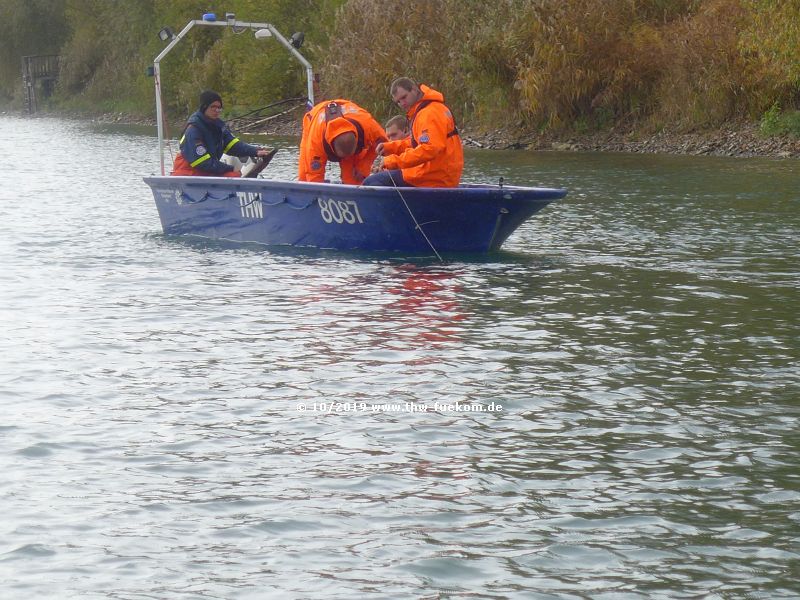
[465,122,800,159]
[11,109,800,159]
[229,108,800,158]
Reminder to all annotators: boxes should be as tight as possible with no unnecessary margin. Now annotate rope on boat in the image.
[179,190,236,204]
[388,171,443,262]
[242,195,315,210]
[180,190,314,211]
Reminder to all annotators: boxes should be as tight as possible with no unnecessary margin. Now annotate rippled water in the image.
[1,115,799,599]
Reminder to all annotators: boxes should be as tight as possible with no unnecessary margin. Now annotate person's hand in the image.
[255,148,273,157]
[376,142,386,156]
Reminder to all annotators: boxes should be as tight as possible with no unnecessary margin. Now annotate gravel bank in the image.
[461,122,800,158]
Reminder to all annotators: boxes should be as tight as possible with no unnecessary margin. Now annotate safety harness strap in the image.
[410,99,459,148]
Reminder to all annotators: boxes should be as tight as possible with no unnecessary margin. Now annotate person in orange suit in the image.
[384,115,410,141]
[370,116,409,175]
[298,99,387,185]
[363,77,463,187]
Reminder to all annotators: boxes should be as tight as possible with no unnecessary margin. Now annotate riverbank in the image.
[464,121,800,158]
[12,108,800,159]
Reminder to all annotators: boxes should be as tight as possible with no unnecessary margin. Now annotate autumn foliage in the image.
[322,0,800,133]
[1,0,799,135]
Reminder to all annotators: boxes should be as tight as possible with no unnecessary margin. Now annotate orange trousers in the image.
[171,154,240,177]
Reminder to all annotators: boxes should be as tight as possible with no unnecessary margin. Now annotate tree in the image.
[0,0,67,101]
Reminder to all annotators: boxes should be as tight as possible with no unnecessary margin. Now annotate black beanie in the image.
[198,90,222,112]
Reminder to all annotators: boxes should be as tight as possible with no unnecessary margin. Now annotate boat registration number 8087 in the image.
[317,198,364,224]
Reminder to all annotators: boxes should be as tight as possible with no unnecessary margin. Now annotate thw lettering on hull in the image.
[238,192,264,219]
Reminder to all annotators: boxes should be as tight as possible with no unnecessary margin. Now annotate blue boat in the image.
[143,13,566,254]
[144,175,566,253]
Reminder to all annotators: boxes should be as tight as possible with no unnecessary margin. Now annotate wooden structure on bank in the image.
[21,55,60,113]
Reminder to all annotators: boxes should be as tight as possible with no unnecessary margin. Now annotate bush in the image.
[760,103,800,138]
[5,0,800,136]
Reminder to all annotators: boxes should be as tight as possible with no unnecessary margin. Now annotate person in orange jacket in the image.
[363,78,463,187]
[369,115,409,175]
[298,99,387,185]
[384,115,410,141]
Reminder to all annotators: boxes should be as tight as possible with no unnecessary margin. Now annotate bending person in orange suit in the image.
[298,99,387,185]
[364,77,463,187]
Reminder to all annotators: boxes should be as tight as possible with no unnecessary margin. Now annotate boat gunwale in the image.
[143,175,568,201]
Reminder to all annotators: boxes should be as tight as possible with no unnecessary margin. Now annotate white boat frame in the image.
[152,16,314,175]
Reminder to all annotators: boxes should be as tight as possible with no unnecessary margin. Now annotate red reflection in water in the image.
[387,264,466,345]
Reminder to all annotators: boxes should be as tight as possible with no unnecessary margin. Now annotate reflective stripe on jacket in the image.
[173,111,259,176]
[171,153,241,177]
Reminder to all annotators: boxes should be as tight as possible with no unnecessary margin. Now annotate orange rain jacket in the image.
[381,85,463,187]
[298,99,387,185]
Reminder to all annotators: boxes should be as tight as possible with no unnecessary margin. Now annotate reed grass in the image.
[2,0,799,137]
[322,0,800,135]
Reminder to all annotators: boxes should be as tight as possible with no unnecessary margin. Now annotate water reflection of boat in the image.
[386,265,465,344]
[142,14,566,254]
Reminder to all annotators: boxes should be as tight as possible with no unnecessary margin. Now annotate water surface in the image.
[1,116,798,599]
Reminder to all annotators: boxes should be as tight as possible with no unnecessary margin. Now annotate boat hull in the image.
[143,176,566,253]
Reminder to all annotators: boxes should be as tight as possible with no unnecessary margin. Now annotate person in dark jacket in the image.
[171,90,272,176]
